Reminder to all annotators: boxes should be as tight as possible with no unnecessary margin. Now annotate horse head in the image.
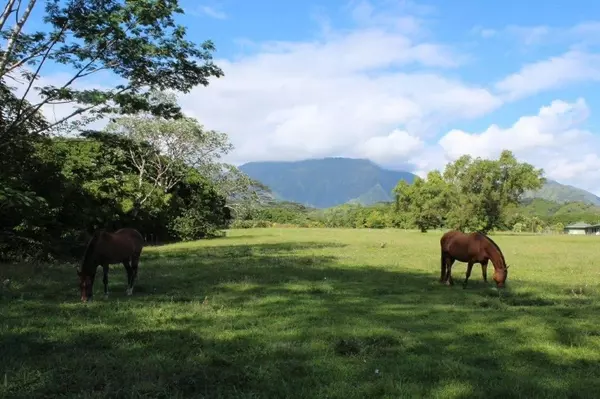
[74,263,93,302]
[493,264,509,289]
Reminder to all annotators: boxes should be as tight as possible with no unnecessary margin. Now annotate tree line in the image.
[0,0,269,262]
[234,151,600,233]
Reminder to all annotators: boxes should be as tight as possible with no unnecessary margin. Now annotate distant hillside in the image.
[523,180,600,206]
[515,198,600,224]
[239,157,416,208]
[240,157,600,209]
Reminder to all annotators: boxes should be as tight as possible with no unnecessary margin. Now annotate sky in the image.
[19,0,600,195]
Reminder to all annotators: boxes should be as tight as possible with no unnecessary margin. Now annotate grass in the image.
[1,228,600,398]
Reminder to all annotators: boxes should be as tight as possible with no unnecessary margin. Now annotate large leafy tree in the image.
[444,150,545,233]
[104,110,233,209]
[392,150,545,233]
[104,90,273,218]
[393,171,453,232]
[0,0,223,139]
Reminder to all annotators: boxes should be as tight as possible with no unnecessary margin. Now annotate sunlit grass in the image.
[1,228,600,398]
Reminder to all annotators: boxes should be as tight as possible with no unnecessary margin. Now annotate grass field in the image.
[2,228,600,398]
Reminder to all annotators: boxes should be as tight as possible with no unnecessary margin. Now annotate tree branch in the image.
[11,24,66,126]
[0,0,37,78]
[15,33,122,132]
[28,85,132,136]
[0,0,18,33]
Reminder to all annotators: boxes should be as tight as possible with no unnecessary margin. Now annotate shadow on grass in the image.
[1,241,600,398]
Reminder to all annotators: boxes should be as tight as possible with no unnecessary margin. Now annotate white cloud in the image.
[178,2,500,165]
[470,26,497,38]
[495,51,600,100]
[478,21,600,48]
[359,129,424,163]
[435,98,600,195]
[188,5,227,20]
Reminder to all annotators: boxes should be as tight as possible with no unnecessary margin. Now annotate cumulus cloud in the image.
[188,5,227,20]
[178,2,500,165]
[435,98,600,195]
[495,51,600,100]
[359,129,424,163]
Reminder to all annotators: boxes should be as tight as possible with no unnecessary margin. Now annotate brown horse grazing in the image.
[440,230,509,289]
[76,228,144,302]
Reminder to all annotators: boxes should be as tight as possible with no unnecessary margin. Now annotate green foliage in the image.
[440,150,545,233]
[1,0,223,135]
[0,1,240,262]
[1,130,232,262]
[234,151,600,234]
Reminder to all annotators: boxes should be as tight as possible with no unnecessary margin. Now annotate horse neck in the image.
[81,232,102,272]
[486,243,506,270]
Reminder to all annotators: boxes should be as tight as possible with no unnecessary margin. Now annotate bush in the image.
[230,220,272,229]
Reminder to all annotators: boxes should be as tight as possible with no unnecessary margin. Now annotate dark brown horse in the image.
[440,230,509,289]
[76,228,144,302]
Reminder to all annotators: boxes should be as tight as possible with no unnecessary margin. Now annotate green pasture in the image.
[1,228,600,398]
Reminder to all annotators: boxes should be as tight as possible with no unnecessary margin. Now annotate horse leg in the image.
[463,262,474,289]
[444,258,455,286]
[123,259,134,296]
[440,251,447,283]
[129,251,141,295]
[481,260,489,283]
[88,271,97,301]
[102,264,109,298]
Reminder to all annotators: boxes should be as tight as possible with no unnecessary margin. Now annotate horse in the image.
[76,227,144,302]
[439,230,509,289]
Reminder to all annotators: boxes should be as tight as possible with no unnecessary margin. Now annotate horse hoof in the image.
[104,293,109,299]
[126,288,133,296]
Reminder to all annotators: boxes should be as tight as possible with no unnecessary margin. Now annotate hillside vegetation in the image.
[236,154,600,233]
[523,180,600,206]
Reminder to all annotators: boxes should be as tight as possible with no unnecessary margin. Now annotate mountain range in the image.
[239,157,600,209]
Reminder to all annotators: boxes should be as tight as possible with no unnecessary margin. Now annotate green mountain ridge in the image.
[523,180,600,206]
[239,157,600,208]
[239,157,415,208]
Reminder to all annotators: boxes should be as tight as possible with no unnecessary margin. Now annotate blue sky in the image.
[22,0,600,194]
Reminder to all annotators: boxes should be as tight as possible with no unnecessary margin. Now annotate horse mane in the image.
[475,231,507,268]
[81,230,104,270]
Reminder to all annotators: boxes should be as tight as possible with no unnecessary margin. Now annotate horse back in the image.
[441,230,485,261]
[114,228,144,249]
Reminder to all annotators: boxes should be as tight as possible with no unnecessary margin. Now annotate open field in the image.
[2,228,600,398]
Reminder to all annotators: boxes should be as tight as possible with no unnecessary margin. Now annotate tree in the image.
[443,150,545,233]
[0,0,223,141]
[104,107,233,209]
[207,163,274,218]
[393,172,453,232]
